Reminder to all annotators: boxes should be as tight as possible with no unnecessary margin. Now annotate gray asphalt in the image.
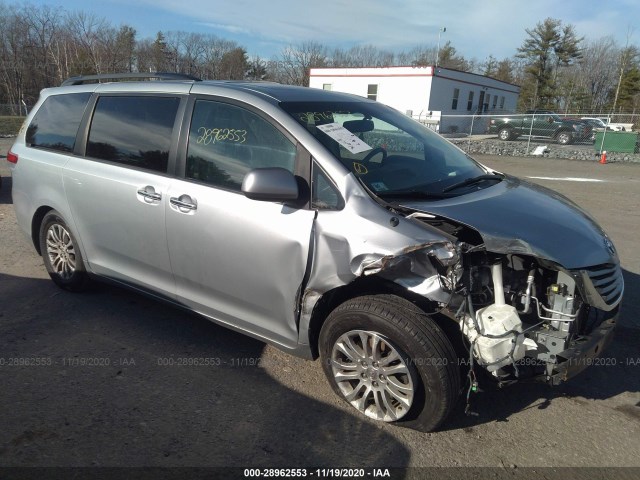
[1,138,639,469]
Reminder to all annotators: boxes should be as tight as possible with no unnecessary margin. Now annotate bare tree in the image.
[277,41,328,86]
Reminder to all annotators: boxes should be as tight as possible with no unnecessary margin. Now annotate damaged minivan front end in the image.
[280,96,623,430]
[304,184,622,389]
[395,176,623,388]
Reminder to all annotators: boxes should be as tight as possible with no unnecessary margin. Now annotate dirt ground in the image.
[1,138,639,473]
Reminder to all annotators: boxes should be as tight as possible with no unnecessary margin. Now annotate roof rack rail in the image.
[61,72,202,86]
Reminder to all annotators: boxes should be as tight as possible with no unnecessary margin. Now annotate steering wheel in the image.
[362,147,387,164]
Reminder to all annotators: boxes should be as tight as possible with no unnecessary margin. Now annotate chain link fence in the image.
[412,112,639,158]
[1,101,639,158]
[0,103,30,116]
[0,104,28,137]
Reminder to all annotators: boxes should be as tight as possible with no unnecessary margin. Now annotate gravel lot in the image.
[1,137,639,473]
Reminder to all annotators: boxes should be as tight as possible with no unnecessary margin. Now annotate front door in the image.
[165,98,315,347]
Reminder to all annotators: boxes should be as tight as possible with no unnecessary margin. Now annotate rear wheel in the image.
[39,210,89,291]
[498,127,513,141]
[319,295,460,431]
[556,131,573,145]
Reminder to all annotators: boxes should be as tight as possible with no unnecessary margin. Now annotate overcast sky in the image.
[31,0,639,61]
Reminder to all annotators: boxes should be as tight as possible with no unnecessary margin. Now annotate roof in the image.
[199,81,369,103]
[310,65,521,90]
[54,76,370,104]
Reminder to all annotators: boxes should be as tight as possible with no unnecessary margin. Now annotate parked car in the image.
[7,74,622,431]
[488,109,592,144]
[579,117,612,133]
[591,117,628,132]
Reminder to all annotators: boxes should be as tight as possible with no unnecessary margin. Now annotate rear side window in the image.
[186,100,296,191]
[26,93,91,152]
[87,96,180,173]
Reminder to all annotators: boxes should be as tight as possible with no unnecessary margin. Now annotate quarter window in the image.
[26,93,91,152]
[312,163,342,210]
[186,100,296,191]
[86,96,180,173]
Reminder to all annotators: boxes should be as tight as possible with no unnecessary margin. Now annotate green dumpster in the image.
[594,131,639,153]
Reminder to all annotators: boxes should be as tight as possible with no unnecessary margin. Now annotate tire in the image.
[39,210,89,291]
[556,131,573,145]
[498,127,513,141]
[319,295,460,432]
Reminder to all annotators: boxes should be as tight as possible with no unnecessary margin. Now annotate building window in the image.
[323,84,332,91]
[367,84,378,101]
[484,94,490,113]
[500,96,505,109]
[451,88,460,110]
[492,95,498,109]
[467,91,474,111]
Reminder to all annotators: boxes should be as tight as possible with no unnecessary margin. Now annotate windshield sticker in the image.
[370,181,389,192]
[352,162,368,175]
[196,127,247,145]
[316,123,373,154]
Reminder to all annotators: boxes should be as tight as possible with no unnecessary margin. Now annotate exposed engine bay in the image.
[377,210,621,393]
[458,250,596,380]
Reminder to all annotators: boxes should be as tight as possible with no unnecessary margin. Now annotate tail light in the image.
[7,150,18,164]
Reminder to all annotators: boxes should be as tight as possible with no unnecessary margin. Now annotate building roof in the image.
[310,65,520,91]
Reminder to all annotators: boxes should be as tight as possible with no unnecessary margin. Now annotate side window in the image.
[26,93,91,152]
[312,163,343,210]
[186,100,296,191]
[86,96,180,173]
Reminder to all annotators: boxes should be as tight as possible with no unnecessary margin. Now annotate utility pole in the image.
[611,27,634,114]
[436,27,446,67]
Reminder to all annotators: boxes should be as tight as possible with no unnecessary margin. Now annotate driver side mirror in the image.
[242,167,299,203]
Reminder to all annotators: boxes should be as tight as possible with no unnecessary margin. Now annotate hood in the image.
[399,176,616,269]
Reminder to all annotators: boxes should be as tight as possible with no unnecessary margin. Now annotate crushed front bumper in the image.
[541,315,617,386]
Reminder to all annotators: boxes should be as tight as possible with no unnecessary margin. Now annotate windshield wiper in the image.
[442,173,505,193]
[377,190,449,200]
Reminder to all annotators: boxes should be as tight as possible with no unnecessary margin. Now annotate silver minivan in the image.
[8,74,622,431]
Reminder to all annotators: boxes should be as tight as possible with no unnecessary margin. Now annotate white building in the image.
[309,66,520,134]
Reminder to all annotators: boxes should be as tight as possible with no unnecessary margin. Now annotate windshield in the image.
[280,101,490,198]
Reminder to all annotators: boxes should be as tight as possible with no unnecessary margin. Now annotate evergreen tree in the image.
[517,18,582,109]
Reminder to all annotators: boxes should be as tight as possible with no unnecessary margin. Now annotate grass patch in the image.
[0,116,25,136]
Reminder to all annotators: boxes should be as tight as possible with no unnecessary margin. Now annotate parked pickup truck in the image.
[488,110,592,145]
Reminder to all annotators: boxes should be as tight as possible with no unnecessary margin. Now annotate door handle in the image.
[137,186,162,202]
[170,195,197,211]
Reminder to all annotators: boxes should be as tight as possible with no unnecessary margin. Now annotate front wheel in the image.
[319,295,460,431]
[556,131,573,145]
[39,210,89,291]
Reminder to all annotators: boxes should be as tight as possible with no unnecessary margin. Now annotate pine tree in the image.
[517,18,582,109]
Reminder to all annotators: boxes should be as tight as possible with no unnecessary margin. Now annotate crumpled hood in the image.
[400,176,616,269]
